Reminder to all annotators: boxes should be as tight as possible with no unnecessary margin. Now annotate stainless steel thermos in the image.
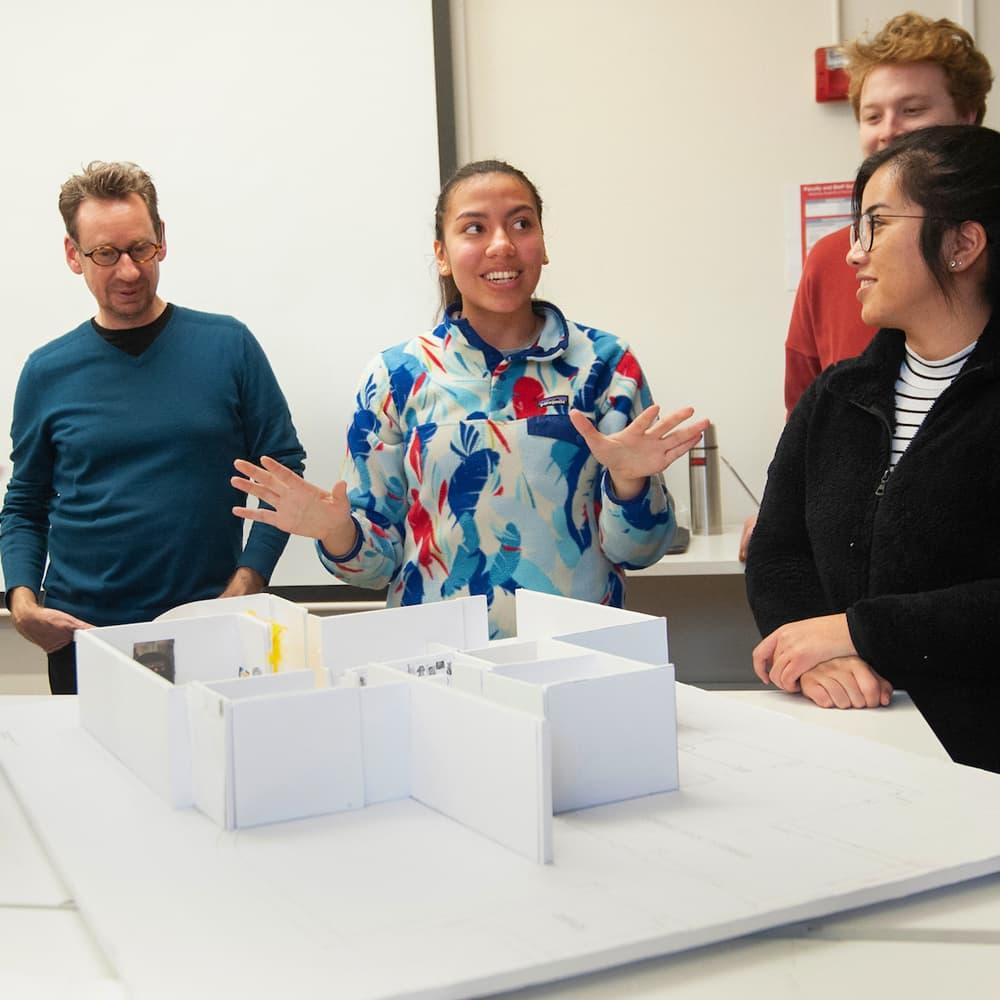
[689,423,723,535]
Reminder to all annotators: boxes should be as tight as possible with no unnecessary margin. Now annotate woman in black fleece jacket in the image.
[747,125,1000,772]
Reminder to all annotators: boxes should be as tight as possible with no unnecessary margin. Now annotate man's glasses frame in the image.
[76,240,162,267]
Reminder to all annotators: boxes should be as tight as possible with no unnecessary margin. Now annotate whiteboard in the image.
[0,0,441,589]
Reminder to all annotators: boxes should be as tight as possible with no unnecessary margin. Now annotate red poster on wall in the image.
[799,181,854,265]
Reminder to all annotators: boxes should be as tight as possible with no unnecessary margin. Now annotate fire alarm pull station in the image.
[815,46,849,103]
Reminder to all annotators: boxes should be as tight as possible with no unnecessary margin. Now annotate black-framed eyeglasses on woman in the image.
[849,212,945,253]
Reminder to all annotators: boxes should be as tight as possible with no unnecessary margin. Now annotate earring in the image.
[543,254,550,265]
[949,259,961,269]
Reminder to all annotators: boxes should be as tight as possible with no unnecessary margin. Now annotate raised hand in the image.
[231,456,357,556]
[569,405,710,500]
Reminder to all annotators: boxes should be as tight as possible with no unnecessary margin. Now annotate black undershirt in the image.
[91,303,175,357]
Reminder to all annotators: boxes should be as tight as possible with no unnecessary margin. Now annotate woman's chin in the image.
[860,304,885,329]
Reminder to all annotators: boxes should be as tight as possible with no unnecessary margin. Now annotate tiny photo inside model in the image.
[132,639,176,683]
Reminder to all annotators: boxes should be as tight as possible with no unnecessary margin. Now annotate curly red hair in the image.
[845,12,992,124]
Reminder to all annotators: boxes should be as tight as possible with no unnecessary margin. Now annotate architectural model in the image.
[75,592,678,862]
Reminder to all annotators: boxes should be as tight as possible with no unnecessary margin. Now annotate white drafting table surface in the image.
[629,525,744,576]
[1,687,999,1000]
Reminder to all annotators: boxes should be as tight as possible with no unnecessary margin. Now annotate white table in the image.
[631,525,745,576]
[0,698,121,998]
[2,689,998,1000]
[506,692,1000,1000]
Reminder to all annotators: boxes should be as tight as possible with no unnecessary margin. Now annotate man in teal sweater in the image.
[0,161,305,693]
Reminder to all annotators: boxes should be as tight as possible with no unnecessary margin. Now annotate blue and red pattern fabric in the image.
[318,301,675,637]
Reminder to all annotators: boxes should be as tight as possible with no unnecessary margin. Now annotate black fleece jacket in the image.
[747,316,1000,772]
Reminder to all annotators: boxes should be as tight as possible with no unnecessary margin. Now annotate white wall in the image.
[449,0,1000,524]
[0,0,440,589]
[3,1,997,598]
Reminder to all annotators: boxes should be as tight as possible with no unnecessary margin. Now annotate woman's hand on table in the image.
[752,613,857,691]
[799,656,893,709]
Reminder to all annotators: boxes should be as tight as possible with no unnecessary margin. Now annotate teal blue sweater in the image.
[1,306,305,625]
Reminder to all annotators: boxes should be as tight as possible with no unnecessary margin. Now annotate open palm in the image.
[569,405,710,483]
[231,456,353,542]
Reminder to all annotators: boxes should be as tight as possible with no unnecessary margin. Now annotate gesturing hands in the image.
[231,456,358,557]
[569,405,710,501]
